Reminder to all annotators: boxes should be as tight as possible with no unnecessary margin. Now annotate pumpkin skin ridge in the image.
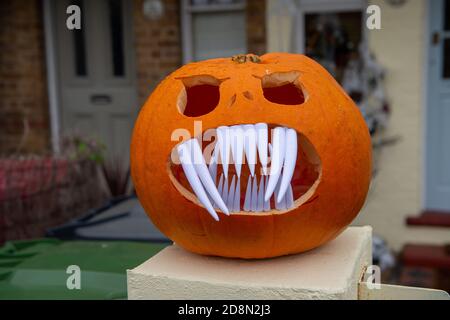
[131,53,372,259]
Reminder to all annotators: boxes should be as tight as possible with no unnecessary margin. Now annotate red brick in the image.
[0,0,50,154]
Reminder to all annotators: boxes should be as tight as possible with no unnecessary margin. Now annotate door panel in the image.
[426,0,450,211]
[73,113,96,135]
[110,114,133,157]
[54,0,137,162]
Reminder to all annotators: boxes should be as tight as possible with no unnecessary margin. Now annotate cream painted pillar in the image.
[127,226,372,300]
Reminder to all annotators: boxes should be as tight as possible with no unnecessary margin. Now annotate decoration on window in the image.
[304,11,390,135]
[342,44,390,136]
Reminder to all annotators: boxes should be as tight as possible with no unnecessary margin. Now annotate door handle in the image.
[91,94,112,105]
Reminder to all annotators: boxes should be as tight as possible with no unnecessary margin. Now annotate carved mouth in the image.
[168,123,322,221]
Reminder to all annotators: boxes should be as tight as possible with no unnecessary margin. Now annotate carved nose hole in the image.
[242,91,253,100]
[227,94,237,108]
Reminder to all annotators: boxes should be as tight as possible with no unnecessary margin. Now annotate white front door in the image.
[426,0,450,211]
[53,0,138,161]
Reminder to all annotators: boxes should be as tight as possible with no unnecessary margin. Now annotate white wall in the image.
[353,0,450,251]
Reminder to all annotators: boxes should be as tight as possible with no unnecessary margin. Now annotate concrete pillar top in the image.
[127,226,372,300]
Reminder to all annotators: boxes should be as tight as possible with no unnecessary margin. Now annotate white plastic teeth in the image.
[177,124,298,221]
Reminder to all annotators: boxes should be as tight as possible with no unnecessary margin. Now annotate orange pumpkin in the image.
[131,53,372,259]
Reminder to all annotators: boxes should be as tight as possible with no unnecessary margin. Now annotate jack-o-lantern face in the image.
[131,53,371,259]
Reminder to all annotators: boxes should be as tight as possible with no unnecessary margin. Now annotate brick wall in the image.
[133,0,182,104]
[132,0,267,104]
[0,0,50,154]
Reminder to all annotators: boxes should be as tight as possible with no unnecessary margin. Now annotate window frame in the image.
[180,0,247,64]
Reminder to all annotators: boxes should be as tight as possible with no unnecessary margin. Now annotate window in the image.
[304,11,363,83]
[443,0,450,78]
[72,0,88,77]
[444,39,450,79]
[292,0,366,83]
[181,0,247,63]
[108,0,126,77]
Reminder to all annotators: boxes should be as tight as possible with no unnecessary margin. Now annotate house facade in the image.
[0,0,449,253]
[0,0,265,155]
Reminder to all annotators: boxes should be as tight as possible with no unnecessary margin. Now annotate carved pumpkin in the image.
[131,53,372,259]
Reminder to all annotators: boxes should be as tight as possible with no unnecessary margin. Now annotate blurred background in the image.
[0,0,449,298]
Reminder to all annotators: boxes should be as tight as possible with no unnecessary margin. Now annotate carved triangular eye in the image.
[177,75,221,117]
[261,71,306,105]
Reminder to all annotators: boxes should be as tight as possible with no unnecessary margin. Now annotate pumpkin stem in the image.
[231,54,261,64]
